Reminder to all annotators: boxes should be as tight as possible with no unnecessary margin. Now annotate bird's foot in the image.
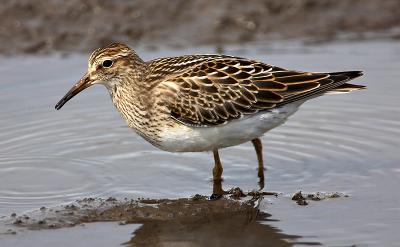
[209,193,224,200]
[249,190,279,197]
[210,178,226,200]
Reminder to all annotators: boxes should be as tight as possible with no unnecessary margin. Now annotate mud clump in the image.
[228,187,246,199]
[292,191,309,206]
[292,191,348,206]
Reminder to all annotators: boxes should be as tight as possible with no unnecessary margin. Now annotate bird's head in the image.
[55,42,144,110]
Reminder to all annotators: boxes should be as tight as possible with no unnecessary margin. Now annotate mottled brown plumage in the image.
[55,43,365,195]
[146,54,363,127]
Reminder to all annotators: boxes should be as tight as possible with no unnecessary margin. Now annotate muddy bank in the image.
[2,193,326,246]
[3,190,347,231]
[7,195,261,230]
[1,0,400,55]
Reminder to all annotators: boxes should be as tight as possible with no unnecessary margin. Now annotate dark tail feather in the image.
[277,71,365,105]
[328,71,363,78]
[327,71,366,93]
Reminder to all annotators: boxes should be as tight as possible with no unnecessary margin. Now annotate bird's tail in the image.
[326,71,366,94]
[278,71,365,105]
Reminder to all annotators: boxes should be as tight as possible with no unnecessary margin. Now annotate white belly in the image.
[158,103,302,152]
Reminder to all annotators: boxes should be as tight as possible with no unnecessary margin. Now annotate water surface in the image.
[0,41,399,246]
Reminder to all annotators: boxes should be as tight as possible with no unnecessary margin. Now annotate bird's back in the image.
[146,54,364,128]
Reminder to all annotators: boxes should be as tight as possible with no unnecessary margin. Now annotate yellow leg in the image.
[251,138,265,190]
[212,149,224,197]
[212,149,223,181]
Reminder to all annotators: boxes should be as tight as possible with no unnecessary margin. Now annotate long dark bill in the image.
[55,74,92,110]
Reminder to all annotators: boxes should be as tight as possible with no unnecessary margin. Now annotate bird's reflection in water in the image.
[124,166,320,246]
[126,203,320,247]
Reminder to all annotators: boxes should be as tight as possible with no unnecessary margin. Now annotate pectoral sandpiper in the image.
[55,43,364,197]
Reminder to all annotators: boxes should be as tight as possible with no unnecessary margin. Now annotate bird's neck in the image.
[110,80,149,124]
[108,75,168,145]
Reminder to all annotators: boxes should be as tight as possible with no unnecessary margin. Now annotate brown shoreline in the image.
[1,0,400,55]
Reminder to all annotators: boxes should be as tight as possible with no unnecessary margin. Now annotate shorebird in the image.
[55,43,364,196]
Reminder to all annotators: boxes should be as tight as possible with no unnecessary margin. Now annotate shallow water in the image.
[0,41,400,246]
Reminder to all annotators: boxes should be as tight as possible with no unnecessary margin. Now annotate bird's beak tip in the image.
[55,74,91,111]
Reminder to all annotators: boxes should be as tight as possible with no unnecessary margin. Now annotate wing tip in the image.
[329,71,364,79]
[332,83,367,92]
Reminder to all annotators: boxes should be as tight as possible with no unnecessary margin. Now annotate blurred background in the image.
[1,0,400,54]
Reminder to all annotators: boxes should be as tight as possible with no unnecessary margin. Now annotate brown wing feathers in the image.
[160,56,363,127]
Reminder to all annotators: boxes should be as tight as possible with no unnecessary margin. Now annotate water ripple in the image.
[0,155,115,212]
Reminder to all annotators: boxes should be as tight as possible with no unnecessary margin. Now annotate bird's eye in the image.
[102,60,113,68]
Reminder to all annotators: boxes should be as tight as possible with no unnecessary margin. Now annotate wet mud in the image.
[291,191,348,206]
[2,192,327,246]
[4,190,347,231]
[8,194,260,230]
